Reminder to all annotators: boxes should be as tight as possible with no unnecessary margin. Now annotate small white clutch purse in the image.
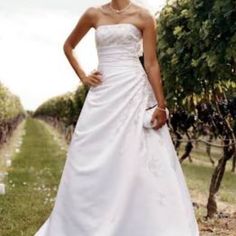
[143,104,169,129]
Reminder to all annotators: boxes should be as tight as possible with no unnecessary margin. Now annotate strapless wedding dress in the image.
[34,23,200,236]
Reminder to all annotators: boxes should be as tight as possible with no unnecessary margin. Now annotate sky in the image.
[0,0,166,110]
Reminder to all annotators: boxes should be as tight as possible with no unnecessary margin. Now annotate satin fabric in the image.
[34,23,199,236]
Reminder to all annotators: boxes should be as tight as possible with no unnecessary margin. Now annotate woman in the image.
[35,0,200,235]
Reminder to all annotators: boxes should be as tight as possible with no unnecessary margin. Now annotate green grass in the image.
[0,118,66,236]
[182,150,236,205]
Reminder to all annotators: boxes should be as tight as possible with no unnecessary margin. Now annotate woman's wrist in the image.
[80,74,87,83]
[156,106,166,112]
[158,103,166,109]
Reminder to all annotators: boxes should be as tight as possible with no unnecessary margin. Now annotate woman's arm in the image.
[63,7,102,87]
[141,10,167,129]
[142,11,166,108]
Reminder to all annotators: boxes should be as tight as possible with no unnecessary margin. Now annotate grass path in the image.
[0,118,67,236]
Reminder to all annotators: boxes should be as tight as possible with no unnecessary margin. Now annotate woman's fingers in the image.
[93,70,103,76]
[90,69,102,77]
[91,74,102,82]
[91,72,103,83]
[153,120,163,130]
[90,76,102,85]
[152,114,167,130]
[85,72,103,87]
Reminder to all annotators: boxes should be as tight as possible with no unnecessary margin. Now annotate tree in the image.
[157,0,236,218]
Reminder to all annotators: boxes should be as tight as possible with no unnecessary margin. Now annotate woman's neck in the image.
[110,0,131,10]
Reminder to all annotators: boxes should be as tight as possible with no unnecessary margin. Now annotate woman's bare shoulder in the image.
[132,3,156,24]
[82,6,100,17]
[84,3,110,14]
[139,7,155,20]
[80,5,104,26]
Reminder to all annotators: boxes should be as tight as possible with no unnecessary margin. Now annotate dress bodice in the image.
[95,23,143,65]
[94,23,157,109]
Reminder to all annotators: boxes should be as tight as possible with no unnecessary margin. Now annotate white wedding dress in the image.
[35,23,200,236]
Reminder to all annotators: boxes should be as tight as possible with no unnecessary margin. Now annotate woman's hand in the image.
[151,107,168,130]
[81,69,103,88]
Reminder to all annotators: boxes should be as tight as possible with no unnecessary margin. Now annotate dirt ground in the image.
[195,202,236,235]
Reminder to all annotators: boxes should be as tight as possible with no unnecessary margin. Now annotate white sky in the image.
[0,0,166,110]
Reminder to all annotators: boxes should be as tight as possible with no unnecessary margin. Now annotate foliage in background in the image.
[33,84,89,143]
[34,84,89,127]
[0,82,24,123]
[157,0,236,218]
[157,0,236,108]
[0,82,25,145]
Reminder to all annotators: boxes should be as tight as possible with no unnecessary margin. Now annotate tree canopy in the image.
[157,0,236,107]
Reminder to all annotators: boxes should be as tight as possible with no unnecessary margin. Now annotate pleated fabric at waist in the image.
[97,45,143,67]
